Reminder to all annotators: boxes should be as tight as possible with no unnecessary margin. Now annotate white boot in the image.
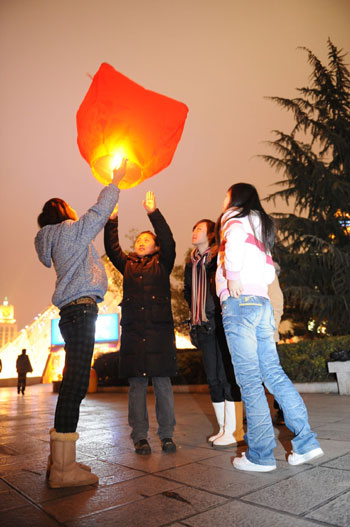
[46,428,91,478]
[208,402,225,443]
[49,430,99,488]
[213,401,244,449]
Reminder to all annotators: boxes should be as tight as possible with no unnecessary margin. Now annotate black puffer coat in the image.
[104,209,178,378]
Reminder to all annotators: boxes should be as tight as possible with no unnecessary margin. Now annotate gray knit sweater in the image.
[34,184,120,308]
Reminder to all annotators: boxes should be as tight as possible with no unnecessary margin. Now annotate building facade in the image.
[0,297,18,348]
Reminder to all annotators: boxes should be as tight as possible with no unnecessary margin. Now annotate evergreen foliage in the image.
[263,39,350,336]
[170,263,191,335]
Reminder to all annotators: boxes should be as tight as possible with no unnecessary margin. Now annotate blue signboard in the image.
[51,313,119,346]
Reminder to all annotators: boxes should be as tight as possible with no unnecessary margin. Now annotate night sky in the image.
[1,0,349,330]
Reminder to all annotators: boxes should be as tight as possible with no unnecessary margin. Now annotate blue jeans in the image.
[128,376,176,443]
[222,295,320,466]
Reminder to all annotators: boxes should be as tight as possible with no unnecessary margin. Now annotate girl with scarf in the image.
[184,219,244,448]
[216,183,323,472]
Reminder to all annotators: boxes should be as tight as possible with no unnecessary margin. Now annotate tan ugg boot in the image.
[46,428,91,478]
[208,402,225,443]
[213,401,245,448]
[48,430,98,489]
[233,401,245,443]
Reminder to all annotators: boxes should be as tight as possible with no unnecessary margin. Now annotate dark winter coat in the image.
[104,209,178,378]
[16,354,33,374]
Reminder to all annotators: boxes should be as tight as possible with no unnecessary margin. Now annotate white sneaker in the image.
[288,447,324,466]
[233,452,276,472]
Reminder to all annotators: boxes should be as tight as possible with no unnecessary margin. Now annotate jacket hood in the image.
[34,224,59,268]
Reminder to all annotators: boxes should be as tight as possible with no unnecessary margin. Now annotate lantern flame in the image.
[111,153,123,171]
[77,63,188,189]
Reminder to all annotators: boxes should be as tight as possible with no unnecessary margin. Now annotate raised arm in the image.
[104,216,128,275]
[144,192,176,273]
[61,159,127,248]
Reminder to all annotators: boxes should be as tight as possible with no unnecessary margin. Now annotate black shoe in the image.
[161,438,176,453]
[273,409,285,426]
[134,439,151,455]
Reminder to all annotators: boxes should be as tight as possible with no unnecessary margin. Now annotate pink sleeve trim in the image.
[226,270,241,280]
[223,219,242,236]
[246,233,265,252]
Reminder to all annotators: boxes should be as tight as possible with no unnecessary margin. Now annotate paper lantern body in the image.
[76,63,189,189]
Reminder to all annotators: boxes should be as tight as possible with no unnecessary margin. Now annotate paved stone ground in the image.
[0,384,349,527]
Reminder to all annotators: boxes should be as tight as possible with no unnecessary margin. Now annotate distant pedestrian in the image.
[16,349,33,395]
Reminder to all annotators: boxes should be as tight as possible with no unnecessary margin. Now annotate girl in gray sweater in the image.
[34,161,126,488]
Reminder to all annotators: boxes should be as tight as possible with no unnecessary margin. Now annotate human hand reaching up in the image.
[143,191,156,213]
[112,158,127,188]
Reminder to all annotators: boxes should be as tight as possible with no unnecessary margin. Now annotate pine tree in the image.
[263,39,350,336]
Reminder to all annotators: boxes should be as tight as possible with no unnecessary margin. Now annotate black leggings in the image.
[196,322,241,403]
[54,303,98,433]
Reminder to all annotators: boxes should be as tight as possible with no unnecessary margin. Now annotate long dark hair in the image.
[37,198,75,228]
[215,183,275,252]
[192,219,216,247]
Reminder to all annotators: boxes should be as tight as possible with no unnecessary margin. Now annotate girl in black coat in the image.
[104,191,177,455]
[184,219,244,448]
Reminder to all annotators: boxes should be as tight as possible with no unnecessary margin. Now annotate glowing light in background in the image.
[0,258,123,383]
[335,209,350,235]
[175,331,196,349]
[0,306,60,380]
[76,63,189,189]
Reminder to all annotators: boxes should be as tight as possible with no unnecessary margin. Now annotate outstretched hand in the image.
[143,191,156,213]
[112,158,127,188]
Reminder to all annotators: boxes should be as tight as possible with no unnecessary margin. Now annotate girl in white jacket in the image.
[216,183,323,472]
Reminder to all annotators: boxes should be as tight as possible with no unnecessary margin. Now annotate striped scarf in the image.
[191,247,211,325]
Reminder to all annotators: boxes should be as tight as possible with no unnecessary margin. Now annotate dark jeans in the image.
[128,376,176,443]
[195,323,241,403]
[17,373,27,393]
[54,302,98,433]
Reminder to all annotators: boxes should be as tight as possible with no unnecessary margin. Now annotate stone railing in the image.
[327,361,350,395]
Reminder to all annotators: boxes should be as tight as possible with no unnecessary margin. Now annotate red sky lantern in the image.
[76,63,189,189]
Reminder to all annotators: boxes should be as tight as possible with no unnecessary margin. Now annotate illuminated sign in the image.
[51,313,119,346]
